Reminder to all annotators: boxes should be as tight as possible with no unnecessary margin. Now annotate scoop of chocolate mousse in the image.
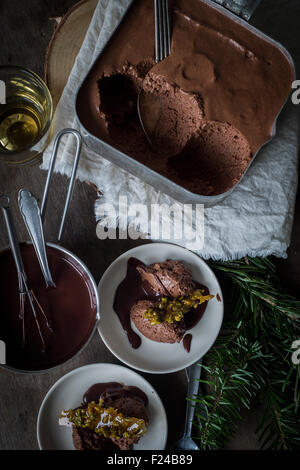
[137,259,195,298]
[97,60,253,196]
[72,396,147,451]
[66,384,149,451]
[167,121,252,195]
[142,71,204,156]
[98,65,204,162]
[72,428,119,451]
[131,300,186,344]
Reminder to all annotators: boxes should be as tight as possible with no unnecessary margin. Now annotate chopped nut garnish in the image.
[59,399,147,440]
[143,289,214,325]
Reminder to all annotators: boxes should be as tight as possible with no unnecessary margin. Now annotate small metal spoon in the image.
[137,89,162,147]
[18,189,56,289]
[174,360,202,450]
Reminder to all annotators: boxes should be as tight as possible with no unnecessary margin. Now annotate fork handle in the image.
[183,360,202,438]
[18,189,55,288]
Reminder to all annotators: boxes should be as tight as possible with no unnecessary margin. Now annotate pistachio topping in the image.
[59,399,147,440]
[143,289,214,325]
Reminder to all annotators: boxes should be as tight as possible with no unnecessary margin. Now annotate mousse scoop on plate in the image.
[59,382,149,450]
[98,243,223,374]
[37,363,167,450]
[115,258,214,349]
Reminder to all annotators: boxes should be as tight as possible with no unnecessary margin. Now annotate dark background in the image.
[0,0,299,450]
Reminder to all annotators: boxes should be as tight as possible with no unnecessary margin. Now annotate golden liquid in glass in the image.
[0,103,42,152]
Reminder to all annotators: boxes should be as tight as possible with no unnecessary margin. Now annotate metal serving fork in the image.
[154,0,171,63]
[174,360,202,450]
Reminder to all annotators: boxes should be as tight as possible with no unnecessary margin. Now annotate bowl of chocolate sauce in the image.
[0,242,100,372]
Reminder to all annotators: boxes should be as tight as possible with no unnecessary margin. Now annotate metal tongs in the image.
[1,129,82,350]
[40,128,82,242]
[18,129,82,288]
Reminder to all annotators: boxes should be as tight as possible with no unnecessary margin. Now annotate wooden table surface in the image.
[0,0,299,450]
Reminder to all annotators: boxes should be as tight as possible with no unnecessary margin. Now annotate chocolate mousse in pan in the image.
[75,0,295,206]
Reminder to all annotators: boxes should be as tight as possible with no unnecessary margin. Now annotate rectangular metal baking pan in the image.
[75,0,296,207]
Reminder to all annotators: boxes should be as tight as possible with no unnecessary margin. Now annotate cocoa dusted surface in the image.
[76,0,294,196]
[137,259,195,298]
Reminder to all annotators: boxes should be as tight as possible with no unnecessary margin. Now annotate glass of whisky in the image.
[0,66,53,165]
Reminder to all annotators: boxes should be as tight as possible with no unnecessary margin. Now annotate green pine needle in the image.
[190,256,300,450]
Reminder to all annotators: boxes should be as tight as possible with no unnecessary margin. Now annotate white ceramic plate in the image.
[98,243,223,374]
[37,363,167,450]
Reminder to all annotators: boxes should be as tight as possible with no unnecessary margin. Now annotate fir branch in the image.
[194,335,268,450]
[257,377,300,449]
[191,256,300,450]
[211,257,300,322]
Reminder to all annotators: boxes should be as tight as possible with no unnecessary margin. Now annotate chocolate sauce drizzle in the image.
[113,257,210,352]
[183,334,192,353]
[83,382,148,406]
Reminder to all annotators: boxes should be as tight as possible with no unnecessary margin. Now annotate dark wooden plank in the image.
[0,0,81,77]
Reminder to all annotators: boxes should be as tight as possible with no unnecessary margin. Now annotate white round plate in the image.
[98,243,224,374]
[37,363,167,450]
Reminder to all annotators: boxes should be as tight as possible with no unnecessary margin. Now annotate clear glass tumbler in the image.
[0,66,53,165]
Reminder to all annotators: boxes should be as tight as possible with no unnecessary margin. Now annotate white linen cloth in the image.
[41,0,299,260]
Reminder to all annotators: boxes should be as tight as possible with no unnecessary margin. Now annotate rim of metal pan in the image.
[74,0,296,207]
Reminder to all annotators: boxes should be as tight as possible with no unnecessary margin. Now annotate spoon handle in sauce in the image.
[18,189,56,289]
[183,360,202,438]
[2,201,40,348]
[2,202,26,277]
